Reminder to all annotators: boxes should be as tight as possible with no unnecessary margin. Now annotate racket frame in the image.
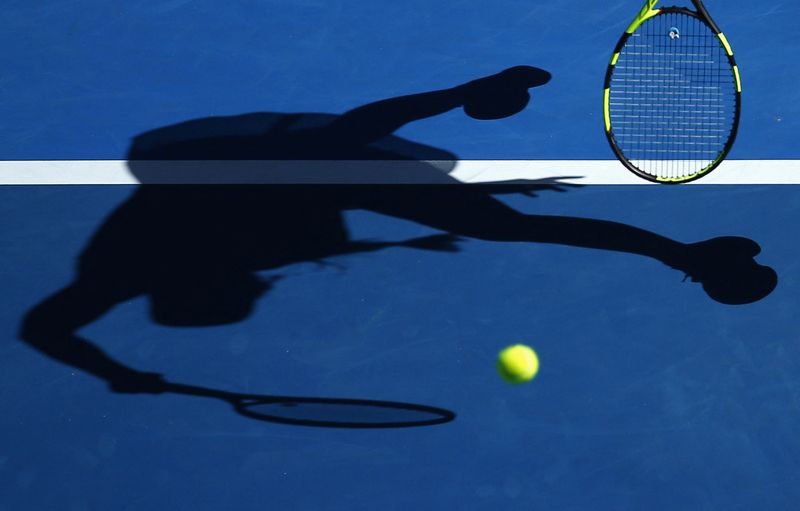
[603,0,742,184]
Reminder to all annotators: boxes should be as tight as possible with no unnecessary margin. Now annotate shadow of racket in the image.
[164,381,456,428]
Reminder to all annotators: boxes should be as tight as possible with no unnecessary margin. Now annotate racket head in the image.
[603,7,741,184]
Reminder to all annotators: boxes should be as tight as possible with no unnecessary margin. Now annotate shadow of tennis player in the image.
[19,66,777,427]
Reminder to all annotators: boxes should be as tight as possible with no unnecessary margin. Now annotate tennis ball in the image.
[497,344,539,384]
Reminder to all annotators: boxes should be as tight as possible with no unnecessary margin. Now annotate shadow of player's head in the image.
[680,236,777,305]
[461,66,552,120]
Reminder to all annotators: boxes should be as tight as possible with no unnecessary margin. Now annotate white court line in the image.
[0,160,798,185]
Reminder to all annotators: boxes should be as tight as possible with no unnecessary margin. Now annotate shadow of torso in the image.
[127,112,460,184]
[83,112,465,326]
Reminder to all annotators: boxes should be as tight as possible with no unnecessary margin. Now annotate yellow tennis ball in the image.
[497,344,539,384]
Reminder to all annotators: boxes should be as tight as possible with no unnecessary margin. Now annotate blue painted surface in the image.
[2,1,800,510]
[1,1,798,159]
[3,184,799,510]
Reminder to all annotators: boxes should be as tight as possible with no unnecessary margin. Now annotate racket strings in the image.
[609,12,737,180]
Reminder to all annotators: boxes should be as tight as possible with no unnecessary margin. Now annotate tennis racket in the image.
[603,0,741,183]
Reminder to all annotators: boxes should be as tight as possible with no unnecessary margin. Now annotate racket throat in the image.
[626,1,661,34]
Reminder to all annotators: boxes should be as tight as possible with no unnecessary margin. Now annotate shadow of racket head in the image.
[165,382,455,429]
[236,396,455,428]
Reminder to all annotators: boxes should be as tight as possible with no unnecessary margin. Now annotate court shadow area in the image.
[19,66,777,428]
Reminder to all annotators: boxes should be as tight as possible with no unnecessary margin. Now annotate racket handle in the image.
[163,381,245,401]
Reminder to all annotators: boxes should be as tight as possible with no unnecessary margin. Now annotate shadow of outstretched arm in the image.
[324,66,552,147]
[349,185,778,305]
[18,281,456,428]
[19,283,166,393]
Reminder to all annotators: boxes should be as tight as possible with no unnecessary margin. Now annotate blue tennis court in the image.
[2,1,800,509]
